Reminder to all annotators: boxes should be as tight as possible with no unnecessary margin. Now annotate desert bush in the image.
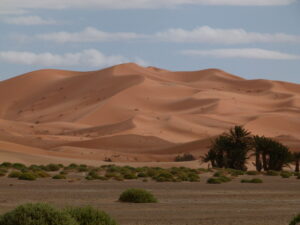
[12,163,27,170]
[246,171,260,175]
[0,168,8,177]
[227,169,245,176]
[280,171,293,178]
[0,203,77,225]
[289,214,300,225]
[52,174,67,179]
[8,171,22,178]
[207,177,222,184]
[45,164,61,172]
[153,171,174,182]
[218,176,232,183]
[35,171,50,178]
[0,162,12,168]
[64,206,117,225]
[174,153,196,162]
[18,172,37,180]
[265,170,279,176]
[119,188,157,203]
[241,178,263,183]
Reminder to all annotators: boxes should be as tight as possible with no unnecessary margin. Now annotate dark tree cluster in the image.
[203,126,298,172]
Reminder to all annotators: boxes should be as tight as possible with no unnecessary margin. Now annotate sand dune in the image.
[0,63,299,163]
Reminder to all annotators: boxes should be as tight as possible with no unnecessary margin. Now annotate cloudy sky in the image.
[0,0,299,83]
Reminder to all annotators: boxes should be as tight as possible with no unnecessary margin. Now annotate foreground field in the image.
[0,175,299,225]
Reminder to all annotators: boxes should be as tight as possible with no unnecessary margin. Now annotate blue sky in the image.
[0,0,300,83]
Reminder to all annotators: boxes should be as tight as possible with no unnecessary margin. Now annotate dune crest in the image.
[0,63,299,163]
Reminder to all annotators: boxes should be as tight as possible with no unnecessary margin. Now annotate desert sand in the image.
[0,63,299,164]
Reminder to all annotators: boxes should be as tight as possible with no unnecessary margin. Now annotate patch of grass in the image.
[0,203,77,225]
[64,206,117,225]
[174,153,196,162]
[8,171,22,178]
[52,174,67,179]
[241,178,263,183]
[35,171,50,178]
[280,171,293,178]
[246,171,260,175]
[12,163,27,171]
[18,172,37,181]
[289,214,300,225]
[265,170,280,176]
[207,177,222,184]
[45,164,61,172]
[119,188,157,203]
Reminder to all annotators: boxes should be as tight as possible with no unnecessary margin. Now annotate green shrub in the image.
[0,168,7,177]
[0,203,77,225]
[280,171,293,178]
[12,163,27,170]
[174,153,196,162]
[8,171,22,178]
[153,171,174,182]
[52,174,66,179]
[45,164,61,172]
[64,206,117,225]
[289,214,300,225]
[227,169,245,176]
[18,172,37,181]
[119,188,157,203]
[265,170,279,176]
[1,162,12,168]
[246,171,260,175]
[241,178,263,183]
[207,177,222,184]
[218,176,232,183]
[35,171,50,178]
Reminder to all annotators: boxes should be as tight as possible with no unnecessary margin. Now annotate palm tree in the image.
[253,136,292,171]
[202,126,252,171]
[293,152,300,172]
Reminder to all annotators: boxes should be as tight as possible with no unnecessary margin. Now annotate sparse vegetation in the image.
[0,203,77,225]
[174,153,196,162]
[241,178,263,183]
[289,214,300,225]
[65,206,117,225]
[119,188,157,203]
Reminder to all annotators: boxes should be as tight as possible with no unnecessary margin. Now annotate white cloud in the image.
[0,0,296,12]
[28,26,300,44]
[3,16,58,25]
[0,49,146,67]
[182,48,300,60]
[155,26,300,44]
[36,27,142,43]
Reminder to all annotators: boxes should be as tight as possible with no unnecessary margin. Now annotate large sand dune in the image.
[0,63,299,163]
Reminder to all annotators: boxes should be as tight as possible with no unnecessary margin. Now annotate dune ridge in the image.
[0,63,299,163]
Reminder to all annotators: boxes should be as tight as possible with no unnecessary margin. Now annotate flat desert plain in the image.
[0,175,299,225]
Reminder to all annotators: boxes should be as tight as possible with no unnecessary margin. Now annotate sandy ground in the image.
[0,175,299,225]
[0,63,300,163]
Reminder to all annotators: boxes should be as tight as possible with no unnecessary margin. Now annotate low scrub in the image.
[52,174,67,179]
[207,176,231,184]
[119,188,157,203]
[241,178,263,183]
[265,170,280,176]
[0,203,77,225]
[174,153,196,162]
[289,214,300,225]
[18,172,37,181]
[65,206,117,225]
[280,171,293,178]
[246,171,260,175]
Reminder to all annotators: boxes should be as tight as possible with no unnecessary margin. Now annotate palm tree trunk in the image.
[255,152,262,172]
[262,152,268,171]
[295,159,299,172]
